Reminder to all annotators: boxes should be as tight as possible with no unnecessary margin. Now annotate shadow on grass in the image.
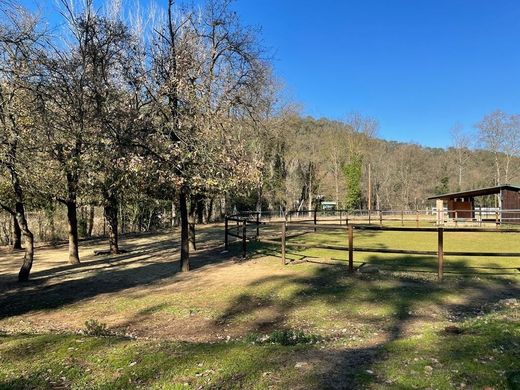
[1,224,518,389]
[0,333,321,389]
[0,240,231,321]
[214,255,519,388]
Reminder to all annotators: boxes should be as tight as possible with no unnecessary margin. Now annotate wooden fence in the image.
[224,214,262,258]
[224,211,520,281]
[279,222,520,281]
[234,208,520,227]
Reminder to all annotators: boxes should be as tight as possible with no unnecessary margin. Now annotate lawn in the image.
[254,222,520,275]
[0,224,519,389]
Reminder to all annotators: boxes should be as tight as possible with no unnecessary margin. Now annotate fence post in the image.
[479,207,482,227]
[455,211,458,227]
[348,225,354,274]
[495,211,499,229]
[437,227,444,282]
[224,217,229,251]
[339,210,342,225]
[281,219,286,265]
[242,219,247,258]
[368,209,371,224]
[256,212,260,240]
[401,210,404,226]
[346,211,349,226]
[379,210,383,227]
[416,209,419,228]
[313,209,317,232]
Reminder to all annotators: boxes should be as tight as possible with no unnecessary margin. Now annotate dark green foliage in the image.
[507,371,520,389]
[83,319,110,337]
[435,176,450,195]
[343,155,363,210]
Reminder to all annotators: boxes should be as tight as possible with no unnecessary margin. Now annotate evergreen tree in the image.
[343,155,363,210]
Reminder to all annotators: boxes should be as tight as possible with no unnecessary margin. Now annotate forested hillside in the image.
[233,112,520,213]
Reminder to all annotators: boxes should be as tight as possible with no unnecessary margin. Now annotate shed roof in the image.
[428,184,520,200]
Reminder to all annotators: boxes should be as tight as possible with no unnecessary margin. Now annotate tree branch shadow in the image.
[213,257,519,388]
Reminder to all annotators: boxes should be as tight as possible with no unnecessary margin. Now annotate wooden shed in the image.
[428,184,520,224]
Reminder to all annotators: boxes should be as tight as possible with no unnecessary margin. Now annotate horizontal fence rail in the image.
[278,223,520,281]
[225,210,520,281]
[230,208,520,230]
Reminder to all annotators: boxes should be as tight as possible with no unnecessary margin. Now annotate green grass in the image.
[1,302,517,389]
[0,333,317,389]
[1,227,519,389]
[371,304,520,389]
[250,227,520,276]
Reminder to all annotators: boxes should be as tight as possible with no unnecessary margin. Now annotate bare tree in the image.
[34,0,122,263]
[504,114,520,183]
[450,123,472,191]
[58,1,144,254]
[147,0,270,271]
[0,1,43,280]
[345,111,379,138]
[476,110,510,186]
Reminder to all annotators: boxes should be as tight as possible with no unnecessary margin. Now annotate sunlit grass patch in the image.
[252,228,520,276]
[0,334,318,389]
[369,304,520,389]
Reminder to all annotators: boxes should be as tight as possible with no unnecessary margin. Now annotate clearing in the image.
[0,224,519,389]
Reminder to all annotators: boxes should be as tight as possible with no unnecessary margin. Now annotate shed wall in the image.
[447,198,473,219]
[501,189,520,223]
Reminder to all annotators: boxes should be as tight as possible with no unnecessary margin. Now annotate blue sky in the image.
[19,0,520,148]
[230,0,520,147]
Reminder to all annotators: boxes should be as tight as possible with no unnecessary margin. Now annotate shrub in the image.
[83,319,110,336]
[246,330,321,346]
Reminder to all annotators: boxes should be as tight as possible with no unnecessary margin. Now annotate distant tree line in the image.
[235,111,520,214]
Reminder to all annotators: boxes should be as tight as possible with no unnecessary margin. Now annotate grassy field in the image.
[0,224,519,389]
[253,221,520,275]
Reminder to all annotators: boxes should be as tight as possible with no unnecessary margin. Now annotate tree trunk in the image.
[179,189,189,272]
[171,200,177,228]
[5,148,35,281]
[12,214,22,250]
[146,208,154,231]
[87,205,95,237]
[334,165,339,209]
[308,163,313,217]
[119,200,125,235]
[15,202,34,282]
[220,196,226,219]
[45,205,57,245]
[505,157,510,184]
[104,194,119,254]
[206,197,214,223]
[195,195,204,224]
[66,200,80,264]
[256,186,262,213]
[495,152,500,185]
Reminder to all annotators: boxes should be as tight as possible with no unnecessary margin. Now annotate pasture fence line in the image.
[224,211,520,281]
[224,214,262,258]
[229,208,520,230]
[279,221,520,282]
